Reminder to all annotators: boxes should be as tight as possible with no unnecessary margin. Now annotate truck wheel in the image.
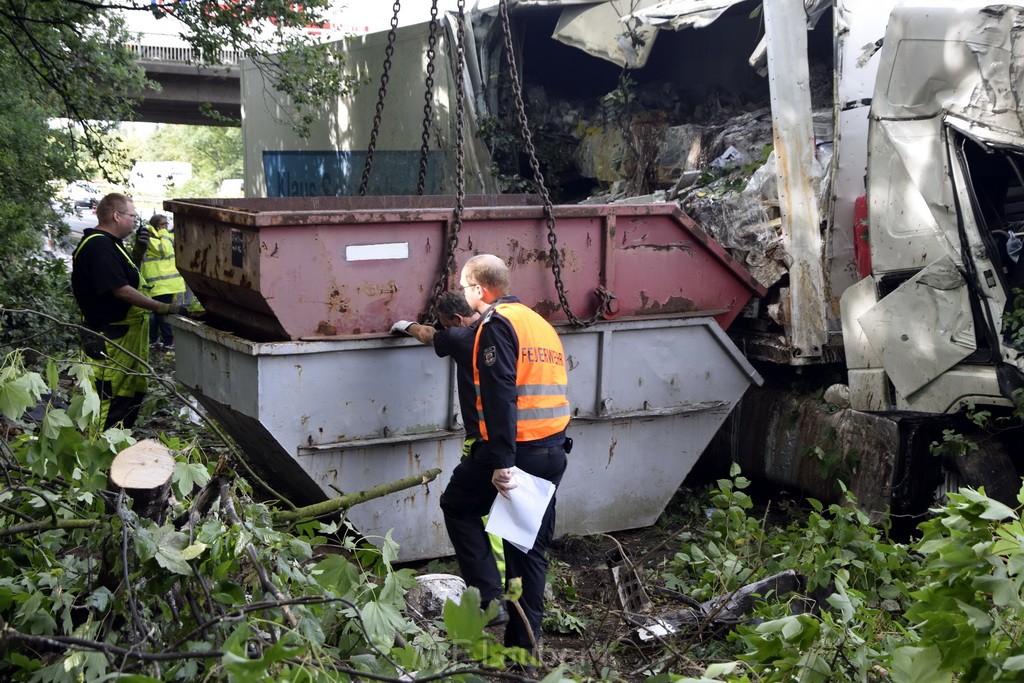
[950,438,1022,507]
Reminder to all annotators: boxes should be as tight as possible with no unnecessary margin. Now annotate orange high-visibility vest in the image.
[474,302,570,442]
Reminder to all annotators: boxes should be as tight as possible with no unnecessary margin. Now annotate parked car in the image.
[66,181,101,210]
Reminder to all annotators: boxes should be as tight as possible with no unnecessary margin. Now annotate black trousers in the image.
[440,439,568,651]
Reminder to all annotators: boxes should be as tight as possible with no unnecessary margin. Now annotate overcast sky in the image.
[337,1,465,34]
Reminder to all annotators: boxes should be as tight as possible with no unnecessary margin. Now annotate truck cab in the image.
[841,2,1024,416]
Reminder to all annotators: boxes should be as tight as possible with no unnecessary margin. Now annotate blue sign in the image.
[263,150,444,197]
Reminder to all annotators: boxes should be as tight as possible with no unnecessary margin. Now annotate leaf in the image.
[827,588,855,623]
[705,662,741,677]
[180,542,208,561]
[889,646,953,683]
[223,638,304,678]
[506,576,523,602]
[312,554,360,597]
[45,360,58,392]
[40,408,73,440]
[85,587,113,613]
[101,428,133,451]
[973,575,1020,609]
[149,525,194,575]
[959,488,1016,521]
[361,599,406,650]
[0,372,45,419]
[173,460,211,498]
[443,587,489,643]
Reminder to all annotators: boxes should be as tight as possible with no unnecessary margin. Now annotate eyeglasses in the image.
[117,211,137,219]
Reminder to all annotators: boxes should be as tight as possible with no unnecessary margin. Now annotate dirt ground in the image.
[508,486,729,681]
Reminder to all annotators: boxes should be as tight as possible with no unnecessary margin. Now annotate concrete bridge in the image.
[128,40,241,126]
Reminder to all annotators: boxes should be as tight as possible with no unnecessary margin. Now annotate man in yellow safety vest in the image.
[72,194,187,428]
[133,214,186,349]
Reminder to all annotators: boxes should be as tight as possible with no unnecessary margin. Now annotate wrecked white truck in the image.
[199,0,1023,532]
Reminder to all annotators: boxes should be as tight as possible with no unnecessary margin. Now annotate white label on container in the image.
[345,242,409,261]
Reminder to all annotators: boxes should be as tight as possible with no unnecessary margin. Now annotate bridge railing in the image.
[127,41,243,66]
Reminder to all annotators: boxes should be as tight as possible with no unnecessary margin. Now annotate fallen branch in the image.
[219,479,298,629]
[0,518,100,538]
[271,468,443,526]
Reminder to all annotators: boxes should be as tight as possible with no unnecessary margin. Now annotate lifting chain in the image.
[423,0,469,324]
[416,0,440,195]
[358,0,402,196]
[497,0,613,327]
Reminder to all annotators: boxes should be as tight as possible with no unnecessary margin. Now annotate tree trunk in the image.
[109,439,176,524]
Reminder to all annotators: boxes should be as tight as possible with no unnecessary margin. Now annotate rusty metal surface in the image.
[166,195,765,341]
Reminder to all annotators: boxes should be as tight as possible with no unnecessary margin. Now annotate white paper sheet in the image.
[485,469,556,554]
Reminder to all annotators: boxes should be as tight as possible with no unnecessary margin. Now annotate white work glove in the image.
[1008,231,1022,263]
[390,320,415,335]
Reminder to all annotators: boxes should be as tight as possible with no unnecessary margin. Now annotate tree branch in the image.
[271,468,443,526]
[0,517,100,537]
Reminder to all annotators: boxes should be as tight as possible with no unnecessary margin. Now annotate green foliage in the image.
[600,74,637,122]
[543,559,587,634]
[436,583,544,671]
[476,111,578,201]
[0,349,510,680]
[141,126,243,197]
[544,603,588,635]
[695,144,773,197]
[0,257,79,360]
[931,426,980,458]
[896,488,1024,682]
[929,392,1021,461]
[659,464,922,681]
[803,437,859,485]
[654,444,1024,683]
[1004,287,1024,349]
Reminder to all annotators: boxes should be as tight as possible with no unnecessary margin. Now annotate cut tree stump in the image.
[109,439,176,524]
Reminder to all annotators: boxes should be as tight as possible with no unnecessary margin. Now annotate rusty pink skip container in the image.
[164,195,764,341]
[165,195,765,561]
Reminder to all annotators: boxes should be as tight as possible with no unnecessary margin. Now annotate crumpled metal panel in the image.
[551,0,662,68]
[866,118,961,274]
[871,3,1024,139]
[622,0,745,30]
[867,4,1024,275]
[857,256,977,397]
[624,0,828,31]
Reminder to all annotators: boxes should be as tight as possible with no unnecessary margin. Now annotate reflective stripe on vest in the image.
[140,228,185,297]
[474,302,570,442]
[73,232,144,290]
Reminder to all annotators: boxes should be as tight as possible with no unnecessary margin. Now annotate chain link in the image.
[358,0,402,196]
[424,0,468,324]
[416,0,440,195]
[497,0,612,327]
